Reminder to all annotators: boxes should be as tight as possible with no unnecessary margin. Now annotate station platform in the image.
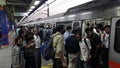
[0,47,53,68]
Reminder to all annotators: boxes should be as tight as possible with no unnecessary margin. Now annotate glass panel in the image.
[73,22,79,29]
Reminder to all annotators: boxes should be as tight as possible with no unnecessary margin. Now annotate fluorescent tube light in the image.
[31,6,35,9]
[34,1,40,5]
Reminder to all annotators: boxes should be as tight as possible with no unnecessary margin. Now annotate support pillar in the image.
[0,6,9,46]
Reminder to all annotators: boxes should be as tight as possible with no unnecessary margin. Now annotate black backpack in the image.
[65,35,80,54]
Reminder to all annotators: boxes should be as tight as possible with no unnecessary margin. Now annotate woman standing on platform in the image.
[24,32,36,68]
[11,36,25,68]
[33,28,42,68]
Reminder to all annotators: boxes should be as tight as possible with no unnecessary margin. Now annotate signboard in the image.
[0,0,6,5]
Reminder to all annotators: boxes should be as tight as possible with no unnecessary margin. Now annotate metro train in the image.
[23,0,120,68]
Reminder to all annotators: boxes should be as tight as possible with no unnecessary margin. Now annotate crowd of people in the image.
[11,23,110,68]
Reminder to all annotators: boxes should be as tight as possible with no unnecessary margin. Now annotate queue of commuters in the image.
[11,24,110,68]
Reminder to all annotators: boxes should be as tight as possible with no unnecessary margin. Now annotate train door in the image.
[72,21,82,30]
[109,17,120,68]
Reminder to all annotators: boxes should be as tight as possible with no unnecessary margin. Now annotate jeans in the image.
[53,58,63,68]
[35,49,41,68]
[91,56,101,68]
[65,52,69,65]
[25,54,36,68]
[100,48,109,68]
[79,60,92,68]
[68,54,79,68]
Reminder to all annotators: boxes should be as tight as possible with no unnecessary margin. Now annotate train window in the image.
[53,24,56,28]
[73,22,79,29]
[114,20,120,53]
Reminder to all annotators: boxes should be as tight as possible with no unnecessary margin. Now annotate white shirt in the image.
[101,33,109,48]
[79,38,92,61]
[34,35,41,48]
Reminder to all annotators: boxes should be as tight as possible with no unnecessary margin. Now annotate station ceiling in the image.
[6,0,33,21]
[5,0,98,23]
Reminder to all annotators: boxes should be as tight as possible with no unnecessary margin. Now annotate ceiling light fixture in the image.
[31,6,35,9]
[34,1,40,5]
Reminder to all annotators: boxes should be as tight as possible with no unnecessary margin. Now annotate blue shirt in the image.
[64,31,71,40]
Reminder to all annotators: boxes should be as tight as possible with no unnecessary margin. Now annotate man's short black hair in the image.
[104,25,110,29]
[25,32,34,42]
[72,29,82,36]
[66,26,72,30]
[15,36,22,44]
[85,28,93,34]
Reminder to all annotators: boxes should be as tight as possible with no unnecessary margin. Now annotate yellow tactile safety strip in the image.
[41,65,52,68]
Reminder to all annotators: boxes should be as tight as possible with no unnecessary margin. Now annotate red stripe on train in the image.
[109,60,120,68]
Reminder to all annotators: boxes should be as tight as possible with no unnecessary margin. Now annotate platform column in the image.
[0,6,9,47]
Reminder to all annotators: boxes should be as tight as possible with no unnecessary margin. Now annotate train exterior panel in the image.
[109,17,120,68]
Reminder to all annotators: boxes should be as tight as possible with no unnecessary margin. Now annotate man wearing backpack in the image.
[64,26,72,40]
[85,28,101,68]
[79,34,92,68]
[33,28,42,68]
[64,26,72,65]
[65,29,81,68]
[52,25,67,68]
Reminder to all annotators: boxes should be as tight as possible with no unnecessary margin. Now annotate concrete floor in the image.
[0,47,52,68]
[0,47,11,68]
